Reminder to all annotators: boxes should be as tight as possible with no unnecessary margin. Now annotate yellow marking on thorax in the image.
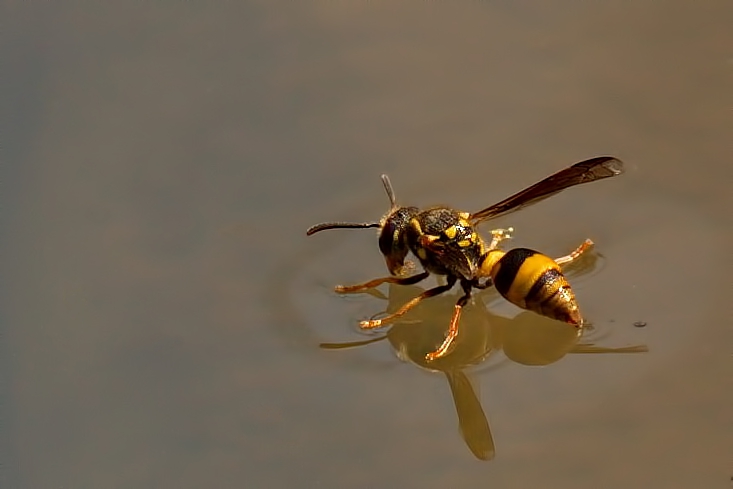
[443,225,457,240]
[505,254,559,306]
[410,217,422,234]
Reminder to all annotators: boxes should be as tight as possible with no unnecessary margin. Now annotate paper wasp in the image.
[307,156,624,361]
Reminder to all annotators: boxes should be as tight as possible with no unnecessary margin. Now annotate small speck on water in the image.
[633,321,647,328]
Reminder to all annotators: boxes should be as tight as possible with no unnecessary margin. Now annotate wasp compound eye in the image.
[379,206,419,275]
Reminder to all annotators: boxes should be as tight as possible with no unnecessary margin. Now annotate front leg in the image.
[335,271,430,293]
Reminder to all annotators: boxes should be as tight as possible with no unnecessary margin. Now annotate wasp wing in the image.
[469,156,624,224]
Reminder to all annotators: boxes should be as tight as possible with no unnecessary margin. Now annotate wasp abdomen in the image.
[492,248,582,326]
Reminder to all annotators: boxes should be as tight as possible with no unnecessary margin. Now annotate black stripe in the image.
[527,268,563,304]
[494,248,536,296]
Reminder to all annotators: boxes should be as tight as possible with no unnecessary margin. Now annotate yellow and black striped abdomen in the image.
[492,248,582,326]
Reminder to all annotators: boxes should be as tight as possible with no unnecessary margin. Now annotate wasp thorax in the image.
[403,208,485,280]
[378,206,419,275]
[416,209,477,246]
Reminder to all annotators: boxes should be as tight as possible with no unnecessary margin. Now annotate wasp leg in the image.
[487,227,514,250]
[359,275,457,329]
[335,271,430,293]
[426,280,473,361]
[554,239,594,266]
[472,278,492,289]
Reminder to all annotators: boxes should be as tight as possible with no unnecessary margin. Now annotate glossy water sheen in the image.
[2,3,731,488]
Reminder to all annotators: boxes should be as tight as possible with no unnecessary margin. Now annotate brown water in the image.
[2,3,731,488]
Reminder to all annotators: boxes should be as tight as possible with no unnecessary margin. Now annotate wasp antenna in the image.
[380,174,398,210]
[306,221,381,236]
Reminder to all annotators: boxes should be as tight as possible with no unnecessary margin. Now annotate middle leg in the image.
[425,279,474,361]
[360,275,457,329]
[487,227,514,250]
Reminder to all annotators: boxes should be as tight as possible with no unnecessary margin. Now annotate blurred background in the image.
[2,2,731,488]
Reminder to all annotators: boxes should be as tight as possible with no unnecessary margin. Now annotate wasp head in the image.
[378,206,419,275]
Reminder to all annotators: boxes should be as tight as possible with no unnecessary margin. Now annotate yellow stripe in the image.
[504,254,558,307]
[479,250,504,278]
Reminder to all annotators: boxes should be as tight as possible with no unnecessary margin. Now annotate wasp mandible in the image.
[307,157,624,361]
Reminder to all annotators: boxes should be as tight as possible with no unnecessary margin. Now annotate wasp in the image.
[307,156,624,361]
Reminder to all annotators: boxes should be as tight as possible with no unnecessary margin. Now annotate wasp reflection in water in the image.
[321,278,648,461]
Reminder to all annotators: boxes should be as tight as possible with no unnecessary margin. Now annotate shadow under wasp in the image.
[307,156,624,361]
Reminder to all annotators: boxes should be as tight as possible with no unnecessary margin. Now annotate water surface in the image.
[2,3,731,488]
